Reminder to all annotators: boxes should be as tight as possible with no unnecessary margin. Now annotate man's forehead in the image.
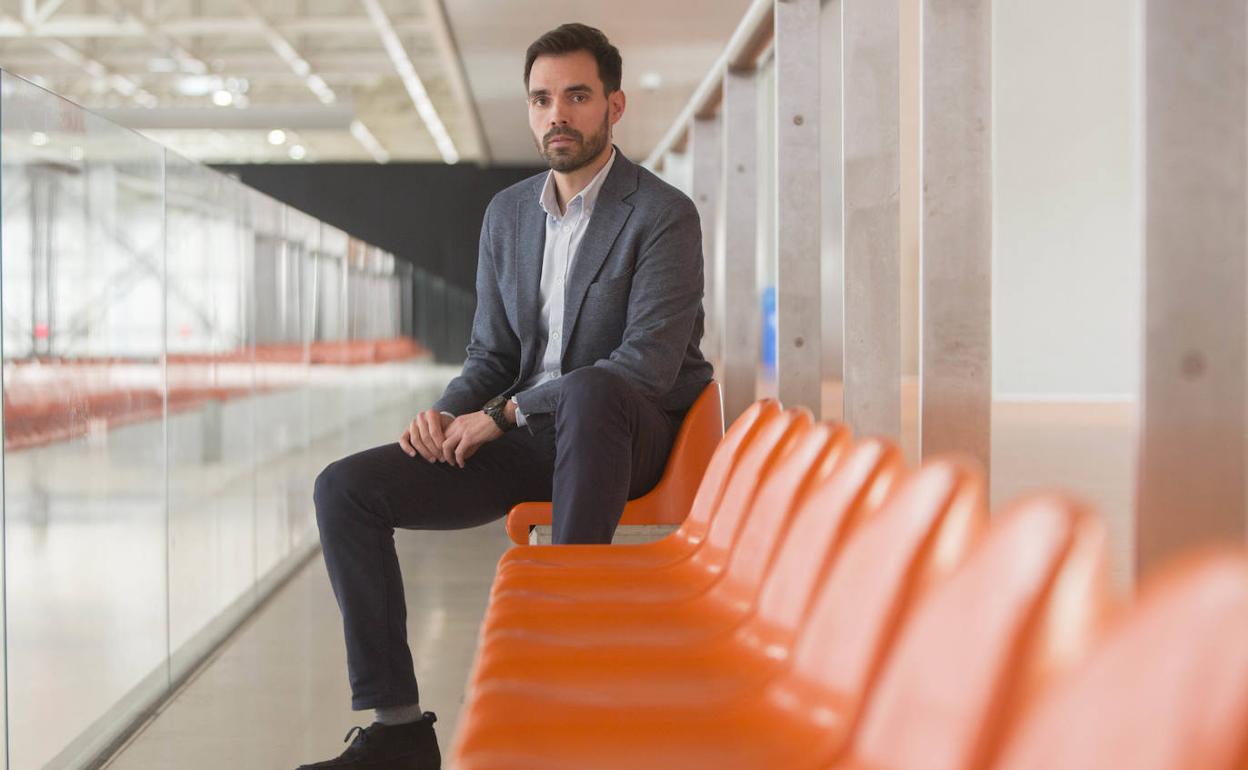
[528,51,602,90]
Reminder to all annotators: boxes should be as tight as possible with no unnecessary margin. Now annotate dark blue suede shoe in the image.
[295,712,440,770]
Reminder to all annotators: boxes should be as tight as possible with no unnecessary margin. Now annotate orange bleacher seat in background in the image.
[834,495,1111,770]
[488,405,806,600]
[491,408,830,612]
[991,550,1248,770]
[504,380,724,545]
[452,456,988,770]
[474,411,835,647]
[468,435,897,694]
[494,398,778,573]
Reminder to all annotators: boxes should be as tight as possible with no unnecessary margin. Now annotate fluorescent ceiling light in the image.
[176,74,220,96]
[212,89,234,107]
[362,0,458,164]
[30,132,48,146]
[267,129,287,145]
[350,119,390,164]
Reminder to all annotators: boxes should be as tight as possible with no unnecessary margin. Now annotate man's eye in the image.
[572,95,586,103]
[533,98,547,107]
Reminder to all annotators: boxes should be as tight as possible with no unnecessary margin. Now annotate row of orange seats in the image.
[452,400,1248,770]
[1,337,429,450]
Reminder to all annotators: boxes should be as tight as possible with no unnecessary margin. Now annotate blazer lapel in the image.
[560,154,638,361]
[514,189,546,384]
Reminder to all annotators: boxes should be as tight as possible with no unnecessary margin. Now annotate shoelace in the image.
[342,725,369,746]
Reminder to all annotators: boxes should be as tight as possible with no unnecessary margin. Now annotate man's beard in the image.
[536,109,610,172]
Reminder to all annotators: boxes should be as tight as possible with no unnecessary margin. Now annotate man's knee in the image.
[559,367,631,415]
[314,461,343,524]
[314,459,366,534]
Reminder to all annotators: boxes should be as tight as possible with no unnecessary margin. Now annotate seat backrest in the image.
[761,458,987,759]
[673,398,779,541]
[690,407,817,568]
[991,550,1248,770]
[842,494,1111,770]
[737,437,906,652]
[644,380,726,524]
[707,419,853,600]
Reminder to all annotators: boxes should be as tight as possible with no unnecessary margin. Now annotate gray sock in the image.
[374,702,424,726]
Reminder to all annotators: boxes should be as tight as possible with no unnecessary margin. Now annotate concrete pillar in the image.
[721,70,761,423]
[919,0,992,473]
[774,0,823,414]
[1137,0,1247,573]
[690,117,722,369]
[842,0,901,441]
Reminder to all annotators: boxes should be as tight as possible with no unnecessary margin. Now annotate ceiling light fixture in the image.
[30,132,48,146]
[362,0,459,165]
[212,89,234,107]
[267,129,287,146]
[288,144,307,161]
[350,119,391,164]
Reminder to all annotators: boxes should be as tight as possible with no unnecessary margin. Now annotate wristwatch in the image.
[483,396,515,432]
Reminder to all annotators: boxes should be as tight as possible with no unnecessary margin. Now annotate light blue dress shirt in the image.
[512,149,618,426]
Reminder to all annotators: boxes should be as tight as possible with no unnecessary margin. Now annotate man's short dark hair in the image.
[524,23,623,94]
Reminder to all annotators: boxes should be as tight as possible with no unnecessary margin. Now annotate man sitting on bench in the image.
[298,23,712,770]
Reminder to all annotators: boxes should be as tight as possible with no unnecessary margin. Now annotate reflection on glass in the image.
[165,154,257,678]
[1,71,167,770]
[0,69,455,770]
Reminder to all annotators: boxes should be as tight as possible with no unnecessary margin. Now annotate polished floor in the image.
[100,393,1138,770]
[102,522,509,770]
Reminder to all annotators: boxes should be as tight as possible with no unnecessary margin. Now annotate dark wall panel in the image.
[213,162,545,293]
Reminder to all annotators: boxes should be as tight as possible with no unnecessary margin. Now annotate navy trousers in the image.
[313,367,682,710]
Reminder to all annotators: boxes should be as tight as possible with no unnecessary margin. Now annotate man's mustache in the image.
[544,128,583,145]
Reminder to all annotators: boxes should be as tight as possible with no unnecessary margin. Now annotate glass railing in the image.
[0,70,464,769]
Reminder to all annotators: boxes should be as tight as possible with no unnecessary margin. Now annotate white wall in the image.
[992,0,1142,399]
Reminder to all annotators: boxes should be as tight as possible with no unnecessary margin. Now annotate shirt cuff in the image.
[512,398,527,427]
[439,411,455,420]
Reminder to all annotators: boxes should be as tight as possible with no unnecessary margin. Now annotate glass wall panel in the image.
[1,72,167,769]
[165,155,257,679]
[0,68,444,769]
[253,203,317,581]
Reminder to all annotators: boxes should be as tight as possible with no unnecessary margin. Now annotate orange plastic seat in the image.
[475,414,847,649]
[485,407,819,605]
[469,437,904,696]
[833,493,1111,770]
[503,380,724,545]
[991,549,1248,770]
[494,399,779,574]
[452,457,988,770]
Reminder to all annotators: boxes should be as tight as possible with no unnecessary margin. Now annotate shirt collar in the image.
[538,147,617,219]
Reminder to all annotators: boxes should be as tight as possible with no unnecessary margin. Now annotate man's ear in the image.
[609,89,627,126]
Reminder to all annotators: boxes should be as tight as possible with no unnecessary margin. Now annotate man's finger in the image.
[414,417,439,462]
[442,431,462,466]
[398,429,417,458]
[455,439,471,468]
[427,411,448,449]
[440,420,462,463]
[410,421,436,462]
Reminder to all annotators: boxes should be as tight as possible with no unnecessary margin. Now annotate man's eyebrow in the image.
[528,84,594,99]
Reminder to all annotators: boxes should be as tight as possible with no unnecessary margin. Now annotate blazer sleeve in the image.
[431,201,521,416]
[513,196,703,419]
